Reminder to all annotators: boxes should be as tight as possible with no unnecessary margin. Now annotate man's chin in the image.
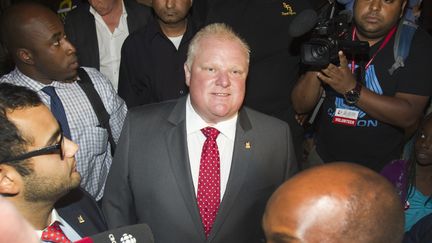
[63,70,79,83]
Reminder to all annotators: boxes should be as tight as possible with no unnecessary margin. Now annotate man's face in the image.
[8,105,80,203]
[185,36,248,124]
[354,0,406,41]
[25,11,79,83]
[88,0,118,16]
[152,0,192,26]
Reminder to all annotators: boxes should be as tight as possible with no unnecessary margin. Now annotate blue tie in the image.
[42,86,72,139]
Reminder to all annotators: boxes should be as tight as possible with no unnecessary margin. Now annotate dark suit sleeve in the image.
[118,35,154,108]
[285,123,298,179]
[102,114,137,228]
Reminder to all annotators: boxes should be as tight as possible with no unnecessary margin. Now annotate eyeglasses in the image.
[1,128,64,163]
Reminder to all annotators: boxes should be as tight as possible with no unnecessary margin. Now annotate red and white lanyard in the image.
[351,25,397,73]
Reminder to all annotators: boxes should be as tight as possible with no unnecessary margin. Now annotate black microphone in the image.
[288,9,318,37]
[74,224,154,243]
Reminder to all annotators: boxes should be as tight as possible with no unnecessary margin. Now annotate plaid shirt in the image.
[0,67,127,200]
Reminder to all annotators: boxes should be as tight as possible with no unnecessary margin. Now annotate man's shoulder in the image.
[123,18,157,46]
[410,27,432,53]
[128,99,179,119]
[79,67,113,87]
[242,106,289,128]
[0,71,15,83]
[0,69,40,89]
[64,2,91,21]
[55,187,107,235]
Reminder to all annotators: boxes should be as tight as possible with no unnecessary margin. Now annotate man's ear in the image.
[16,48,34,65]
[184,63,191,87]
[0,165,21,196]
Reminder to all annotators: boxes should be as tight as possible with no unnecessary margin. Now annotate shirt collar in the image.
[186,95,237,140]
[89,0,127,19]
[34,209,66,238]
[13,68,74,91]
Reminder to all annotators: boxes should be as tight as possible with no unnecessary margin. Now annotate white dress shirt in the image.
[35,209,82,242]
[90,1,129,91]
[186,96,237,200]
[168,35,183,50]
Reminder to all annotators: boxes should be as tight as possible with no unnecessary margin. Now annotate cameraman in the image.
[292,0,432,172]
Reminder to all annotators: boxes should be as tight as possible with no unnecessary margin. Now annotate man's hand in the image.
[317,51,357,94]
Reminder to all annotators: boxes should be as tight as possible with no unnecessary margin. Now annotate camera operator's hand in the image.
[316,51,357,95]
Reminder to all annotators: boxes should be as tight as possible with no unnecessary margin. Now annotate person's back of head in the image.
[263,162,404,243]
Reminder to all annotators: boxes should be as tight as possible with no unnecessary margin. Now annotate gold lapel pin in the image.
[78,215,85,224]
[245,142,251,149]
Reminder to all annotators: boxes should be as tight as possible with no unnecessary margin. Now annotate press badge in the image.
[332,108,359,126]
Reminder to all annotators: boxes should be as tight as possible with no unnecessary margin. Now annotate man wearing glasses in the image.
[0,83,106,242]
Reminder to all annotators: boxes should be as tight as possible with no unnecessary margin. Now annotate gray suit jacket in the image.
[64,0,151,70]
[102,96,297,243]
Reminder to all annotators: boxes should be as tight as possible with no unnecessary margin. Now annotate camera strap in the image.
[350,25,397,73]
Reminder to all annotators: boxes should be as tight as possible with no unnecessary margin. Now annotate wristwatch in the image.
[344,82,362,105]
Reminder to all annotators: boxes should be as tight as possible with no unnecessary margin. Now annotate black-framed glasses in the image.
[1,127,64,163]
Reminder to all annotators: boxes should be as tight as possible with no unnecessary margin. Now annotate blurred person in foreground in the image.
[263,162,404,243]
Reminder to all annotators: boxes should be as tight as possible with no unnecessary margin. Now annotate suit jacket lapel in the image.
[55,188,106,237]
[125,2,139,32]
[84,4,100,69]
[165,97,206,239]
[208,108,253,242]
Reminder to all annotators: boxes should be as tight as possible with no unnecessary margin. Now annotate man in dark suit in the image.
[103,23,297,243]
[190,0,312,166]
[64,0,151,90]
[0,83,106,241]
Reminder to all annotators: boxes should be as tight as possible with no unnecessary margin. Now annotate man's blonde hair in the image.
[185,23,250,68]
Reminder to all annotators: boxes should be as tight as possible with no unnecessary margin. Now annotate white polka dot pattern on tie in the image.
[41,221,71,243]
[197,127,221,238]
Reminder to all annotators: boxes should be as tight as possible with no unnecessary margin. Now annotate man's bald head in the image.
[0,2,56,58]
[263,162,404,243]
[0,2,78,83]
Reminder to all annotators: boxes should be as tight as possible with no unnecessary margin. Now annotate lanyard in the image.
[351,25,397,73]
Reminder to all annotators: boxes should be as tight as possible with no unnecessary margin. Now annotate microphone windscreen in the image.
[288,9,318,37]
[75,224,154,243]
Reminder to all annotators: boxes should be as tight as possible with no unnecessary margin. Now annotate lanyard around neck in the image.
[351,25,397,73]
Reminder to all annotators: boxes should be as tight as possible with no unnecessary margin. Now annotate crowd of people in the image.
[0,0,432,242]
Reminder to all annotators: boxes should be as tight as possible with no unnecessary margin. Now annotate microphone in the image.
[74,224,154,243]
[288,9,318,37]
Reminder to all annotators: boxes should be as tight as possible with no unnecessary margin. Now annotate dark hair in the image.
[406,113,432,205]
[0,83,42,176]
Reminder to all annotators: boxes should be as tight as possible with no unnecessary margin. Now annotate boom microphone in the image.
[288,9,318,37]
[74,224,154,243]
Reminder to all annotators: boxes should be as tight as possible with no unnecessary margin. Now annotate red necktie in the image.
[197,127,221,238]
[41,221,71,243]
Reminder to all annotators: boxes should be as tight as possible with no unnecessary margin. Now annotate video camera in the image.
[291,3,370,67]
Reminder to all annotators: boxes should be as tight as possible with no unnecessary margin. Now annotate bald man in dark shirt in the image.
[263,162,404,243]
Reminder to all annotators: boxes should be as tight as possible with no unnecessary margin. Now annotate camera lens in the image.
[312,45,328,59]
